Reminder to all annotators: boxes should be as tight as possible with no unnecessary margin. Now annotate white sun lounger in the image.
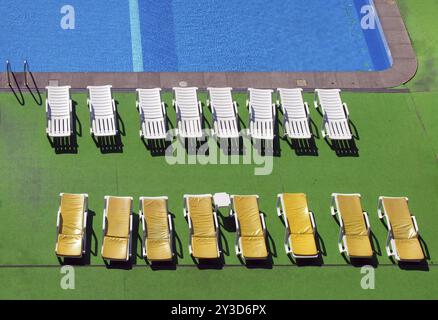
[277,88,311,139]
[207,87,239,139]
[247,88,275,140]
[173,87,203,139]
[136,88,167,140]
[45,86,73,137]
[314,89,352,140]
[87,85,117,137]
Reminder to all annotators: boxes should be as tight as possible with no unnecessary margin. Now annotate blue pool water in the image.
[0,0,392,72]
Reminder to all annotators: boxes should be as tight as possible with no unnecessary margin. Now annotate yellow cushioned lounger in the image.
[331,193,373,258]
[378,197,424,262]
[55,193,88,258]
[140,196,173,261]
[276,193,318,258]
[231,195,268,260]
[101,196,133,261]
[184,195,220,259]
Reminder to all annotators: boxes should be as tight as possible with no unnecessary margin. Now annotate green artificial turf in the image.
[398,0,438,91]
[0,90,437,299]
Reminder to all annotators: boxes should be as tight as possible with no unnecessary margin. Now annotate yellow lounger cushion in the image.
[106,197,131,238]
[290,234,318,256]
[241,236,268,259]
[394,239,424,261]
[188,197,216,237]
[283,193,313,234]
[143,199,170,240]
[382,198,424,261]
[345,235,373,258]
[233,196,263,237]
[337,195,368,236]
[283,193,318,256]
[188,196,219,258]
[142,198,172,260]
[146,239,173,261]
[383,198,417,239]
[56,234,82,257]
[192,236,219,259]
[102,236,129,260]
[60,193,85,235]
[337,195,372,257]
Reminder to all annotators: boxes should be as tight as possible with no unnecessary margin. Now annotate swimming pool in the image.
[0,0,392,72]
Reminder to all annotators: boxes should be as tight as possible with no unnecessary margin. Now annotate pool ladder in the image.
[6,59,12,86]
[5,59,30,87]
[23,60,30,86]
[5,59,41,106]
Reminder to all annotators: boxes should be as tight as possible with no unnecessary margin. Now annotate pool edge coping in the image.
[0,0,417,90]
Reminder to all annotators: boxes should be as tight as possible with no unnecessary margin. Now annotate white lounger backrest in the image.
[278,88,306,119]
[315,89,345,120]
[249,88,273,120]
[46,86,71,116]
[88,85,114,117]
[137,88,163,120]
[208,87,235,119]
[173,87,200,119]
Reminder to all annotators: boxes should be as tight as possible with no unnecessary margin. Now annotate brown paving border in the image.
[0,0,416,90]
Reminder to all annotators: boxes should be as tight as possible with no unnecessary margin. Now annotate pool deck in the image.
[0,0,416,90]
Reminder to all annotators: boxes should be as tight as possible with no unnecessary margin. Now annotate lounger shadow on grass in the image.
[370,230,382,256]
[93,134,124,154]
[142,138,171,157]
[194,258,224,270]
[217,137,247,157]
[114,101,126,137]
[48,135,78,154]
[130,213,140,266]
[243,255,273,269]
[286,137,319,156]
[217,208,236,233]
[219,229,230,257]
[201,103,212,130]
[324,137,359,157]
[213,210,231,257]
[252,138,280,158]
[288,252,324,267]
[266,229,277,258]
[59,210,98,266]
[181,137,209,156]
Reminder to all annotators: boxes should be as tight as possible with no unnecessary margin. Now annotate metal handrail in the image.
[23,59,29,86]
[6,60,12,86]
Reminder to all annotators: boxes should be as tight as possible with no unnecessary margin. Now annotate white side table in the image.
[213,192,231,216]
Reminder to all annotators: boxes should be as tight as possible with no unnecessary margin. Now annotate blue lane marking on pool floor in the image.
[129,0,144,72]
